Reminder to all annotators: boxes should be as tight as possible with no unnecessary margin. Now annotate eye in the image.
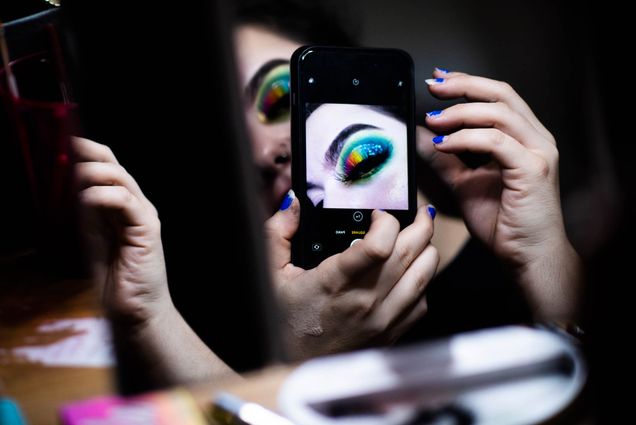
[255,64,290,124]
[336,129,393,182]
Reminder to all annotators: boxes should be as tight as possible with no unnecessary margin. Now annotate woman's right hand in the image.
[72,137,172,326]
[265,191,439,360]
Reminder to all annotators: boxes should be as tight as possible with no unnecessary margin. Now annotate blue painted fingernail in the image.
[427,205,437,220]
[280,189,295,211]
[435,67,450,74]
[425,78,445,86]
[426,110,443,118]
[432,135,446,144]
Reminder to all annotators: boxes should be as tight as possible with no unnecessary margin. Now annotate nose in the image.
[254,140,291,176]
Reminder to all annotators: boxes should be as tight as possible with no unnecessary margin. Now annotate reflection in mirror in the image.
[2,0,619,423]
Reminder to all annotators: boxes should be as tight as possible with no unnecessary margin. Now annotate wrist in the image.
[514,236,583,323]
[108,293,177,337]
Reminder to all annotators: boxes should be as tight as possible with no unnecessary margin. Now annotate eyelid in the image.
[324,124,380,166]
[245,59,289,102]
[255,64,290,123]
[335,130,393,182]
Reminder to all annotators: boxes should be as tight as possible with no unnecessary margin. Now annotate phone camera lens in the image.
[352,78,360,86]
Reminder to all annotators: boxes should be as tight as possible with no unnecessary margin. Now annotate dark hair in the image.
[233,0,360,46]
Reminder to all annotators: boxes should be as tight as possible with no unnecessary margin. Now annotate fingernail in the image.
[435,67,450,74]
[426,110,443,118]
[425,78,445,86]
[432,135,446,145]
[427,204,437,220]
[280,189,295,211]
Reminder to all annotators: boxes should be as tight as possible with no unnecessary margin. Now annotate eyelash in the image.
[255,65,290,124]
[336,130,393,183]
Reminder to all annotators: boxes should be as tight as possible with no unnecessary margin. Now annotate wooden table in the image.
[0,257,114,425]
[0,256,292,425]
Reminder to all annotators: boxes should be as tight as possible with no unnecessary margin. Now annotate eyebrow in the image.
[245,58,289,102]
[324,124,380,166]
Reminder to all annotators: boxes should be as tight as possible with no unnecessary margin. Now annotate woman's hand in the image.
[265,191,439,360]
[418,70,582,321]
[73,137,171,324]
[72,137,235,384]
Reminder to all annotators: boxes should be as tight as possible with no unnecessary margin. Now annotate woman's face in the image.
[234,25,300,215]
[306,104,408,210]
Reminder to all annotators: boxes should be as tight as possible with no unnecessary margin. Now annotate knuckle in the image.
[395,244,414,272]
[544,144,560,165]
[352,294,377,318]
[528,155,551,178]
[488,128,507,146]
[496,80,515,97]
[494,101,512,116]
[368,317,388,337]
[149,204,160,218]
[101,145,115,160]
[115,163,128,176]
[546,132,557,145]
[146,216,162,234]
[117,186,134,203]
[362,239,392,262]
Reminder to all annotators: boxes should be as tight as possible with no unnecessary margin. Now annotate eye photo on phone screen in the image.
[305,103,408,210]
[291,46,416,268]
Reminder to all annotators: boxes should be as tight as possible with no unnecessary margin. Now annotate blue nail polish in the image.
[280,191,294,211]
[426,110,443,118]
[435,67,450,74]
[432,135,446,144]
[427,205,437,220]
[435,77,445,83]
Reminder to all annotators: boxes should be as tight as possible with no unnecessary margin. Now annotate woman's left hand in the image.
[419,70,582,321]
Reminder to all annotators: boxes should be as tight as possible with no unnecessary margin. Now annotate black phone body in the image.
[291,46,417,269]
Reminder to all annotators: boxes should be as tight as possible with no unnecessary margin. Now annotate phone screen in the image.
[291,46,416,268]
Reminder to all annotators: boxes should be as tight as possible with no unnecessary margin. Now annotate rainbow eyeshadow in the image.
[336,129,393,182]
[255,64,290,123]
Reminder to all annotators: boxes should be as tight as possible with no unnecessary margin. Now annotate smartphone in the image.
[290,46,416,268]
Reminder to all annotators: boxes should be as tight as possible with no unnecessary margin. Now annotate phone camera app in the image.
[352,78,360,86]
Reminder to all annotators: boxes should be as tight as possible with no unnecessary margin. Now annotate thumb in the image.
[264,190,300,269]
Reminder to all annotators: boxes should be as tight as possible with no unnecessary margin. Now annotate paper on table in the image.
[1,318,114,367]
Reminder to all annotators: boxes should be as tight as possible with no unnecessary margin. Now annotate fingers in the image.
[73,137,160,224]
[71,137,120,164]
[79,185,150,227]
[388,294,429,343]
[75,161,147,202]
[416,125,466,185]
[374,205,435,296]
[425,102,547,150]
[333,210,400,279]
[432,128,536,171]
[264,191,300,270]
[375,244,439,331]
[426,73,553,142]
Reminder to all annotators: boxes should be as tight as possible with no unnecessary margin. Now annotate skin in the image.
[73,24,581,384]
